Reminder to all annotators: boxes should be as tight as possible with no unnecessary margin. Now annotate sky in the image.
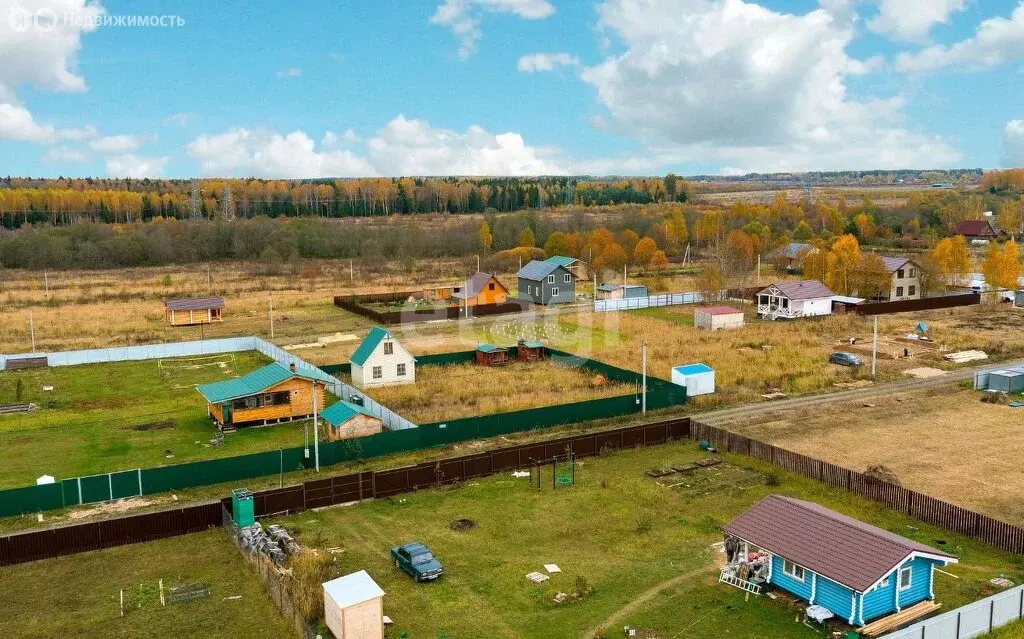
[1,0,1024,179]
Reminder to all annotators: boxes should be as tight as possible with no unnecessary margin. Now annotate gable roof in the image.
[350,326,408,367]
[519,340,544,349]
[166,297,225,311]
[452,272,507,300]
[196,363,334,403]
[545,255,579,267]
[323,570,385,609]
[725,495,956,592]
[759,280,834,300]
[517,260,565,281]
[476,343,506,353]
[320,399,377,427]
[954,219,999,237]
[770,242,816,260]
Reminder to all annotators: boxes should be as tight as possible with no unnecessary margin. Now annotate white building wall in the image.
[711,313,745,330]
[352,338,416,388]
[800,298,833,317]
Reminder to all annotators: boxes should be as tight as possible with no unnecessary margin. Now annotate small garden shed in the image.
[475,344,509,366]
[694,306,745,331]
[165,297,224,326]
[596,283,649,300]
[323,570,385,639]
[672,363,715,396]
[722,495,957,627]
[196,362,334,429]
[320,400,383,441]
[516,339,545,362]
[987,368,1024,393]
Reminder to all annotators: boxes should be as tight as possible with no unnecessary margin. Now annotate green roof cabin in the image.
[320,399,384,441]
[475,343,509,367]
[196,362,335,429]
[350,326,416,389]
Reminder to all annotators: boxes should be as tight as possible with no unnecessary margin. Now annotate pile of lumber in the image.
[857,600,941,637]
[0,403,37,415]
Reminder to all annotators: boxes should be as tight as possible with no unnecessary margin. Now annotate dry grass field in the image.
[728,387,1024,527]
[362,359,634,423]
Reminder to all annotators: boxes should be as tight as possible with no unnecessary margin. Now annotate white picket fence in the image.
[0,336,416,431]
[594,292,705,312]
[880,585,1024,639]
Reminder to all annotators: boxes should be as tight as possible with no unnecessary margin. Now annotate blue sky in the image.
[2,0,1023,178]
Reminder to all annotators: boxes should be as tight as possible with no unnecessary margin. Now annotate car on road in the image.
[829,352,864,367]
[391,542,444,582]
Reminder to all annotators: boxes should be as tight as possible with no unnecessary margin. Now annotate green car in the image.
[391,542,444,582]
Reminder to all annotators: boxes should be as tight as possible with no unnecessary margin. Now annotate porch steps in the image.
[857,600,941,637]
[719,569,762,595]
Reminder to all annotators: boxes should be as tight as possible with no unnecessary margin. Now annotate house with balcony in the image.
[756,280,835,320]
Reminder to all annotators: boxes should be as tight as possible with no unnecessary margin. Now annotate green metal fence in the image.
[0,350,685,518]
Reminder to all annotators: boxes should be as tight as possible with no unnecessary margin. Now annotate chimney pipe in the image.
[289,362,296,372]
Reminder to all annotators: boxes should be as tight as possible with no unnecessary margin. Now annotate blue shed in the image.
[722,495,957,626]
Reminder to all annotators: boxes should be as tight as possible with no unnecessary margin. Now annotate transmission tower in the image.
[223,183,234,221]
[190,178,202,219]
[565,161,575,207]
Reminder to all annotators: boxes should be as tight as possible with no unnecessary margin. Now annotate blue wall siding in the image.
[896,557,935,609]
[862,575,898,623]
[769,555,813,600]
[816,575,857,621]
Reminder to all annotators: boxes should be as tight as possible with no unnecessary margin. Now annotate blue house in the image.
[722,495,957,626]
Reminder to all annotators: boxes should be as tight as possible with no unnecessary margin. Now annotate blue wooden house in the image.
[722,495,957,626]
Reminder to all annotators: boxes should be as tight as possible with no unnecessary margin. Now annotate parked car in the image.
[391,542,444,582]
[829,352,863,367]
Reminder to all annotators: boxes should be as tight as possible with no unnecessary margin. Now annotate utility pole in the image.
[871,315,878,380]
[312,381,320,472]
[269,295,275,338]
[349,259,354,285]
[43,271,49,297]
[29,309,35,352]
[757,254,761,285]
[641,342,647,413]
[476,255,480,273]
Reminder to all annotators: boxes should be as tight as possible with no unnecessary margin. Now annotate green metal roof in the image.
[521,340,544,349]
[350,326,390,366]
[476,344,505,353]
[196,363,334,404]
[545,255,578,267]
[320,399,375,427]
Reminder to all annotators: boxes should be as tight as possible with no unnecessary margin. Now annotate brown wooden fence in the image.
[4,416,1024,567]
[333,295,534,325]
[852,291,980,316]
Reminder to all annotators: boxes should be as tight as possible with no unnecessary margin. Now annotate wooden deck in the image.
[857,600,941,637]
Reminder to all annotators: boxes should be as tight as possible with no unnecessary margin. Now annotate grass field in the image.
[726,386,1024,527]
[0,351,337,488]
[363,360,635,423]
[266,438,1024,639]
[0,529,293,639]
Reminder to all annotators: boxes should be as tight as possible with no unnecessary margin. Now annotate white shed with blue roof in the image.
[672,363,715,396]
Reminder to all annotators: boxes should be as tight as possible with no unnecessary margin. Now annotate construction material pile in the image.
[239,522,301,564]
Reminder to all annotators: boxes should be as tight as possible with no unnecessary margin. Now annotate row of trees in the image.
[0,176,688,229]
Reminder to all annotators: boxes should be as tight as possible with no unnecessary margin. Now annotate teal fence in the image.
[0,350,685,518]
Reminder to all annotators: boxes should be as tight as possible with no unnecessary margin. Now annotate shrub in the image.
[635,513,653,534]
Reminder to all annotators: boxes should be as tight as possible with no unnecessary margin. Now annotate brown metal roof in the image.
[724,495,956,592]
[759,280,834,300]
[165,297,225,311]
[953,219,998,237]
[452,272,506,300]
[880,256,911,273]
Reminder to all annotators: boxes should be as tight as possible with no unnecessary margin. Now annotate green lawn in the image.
[0,529,293,639]
[0,352,334,488]
[267,439,1024,639]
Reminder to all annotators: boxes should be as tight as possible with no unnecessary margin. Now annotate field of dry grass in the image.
[728,387,1024,526]
[362,359,633,423]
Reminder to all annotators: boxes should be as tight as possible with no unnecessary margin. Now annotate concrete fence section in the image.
[880,585,1024,639]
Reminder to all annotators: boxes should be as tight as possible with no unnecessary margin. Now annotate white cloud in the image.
[517,52,580,72]
[868,0,967,43]
[322,128,359,148]
[42,146,90,163]
[897,2,1024,72]
[187,128,377,178]
[90,134,147,153]
[188,115,564,177]
[578,0,959,173]
[430,0,555,58]
[105,154,168,178]
[162,112,191,127]
[367,114,563,175]
[276,67,302,78]
[1005,120,1024,167]
[0,103,96,143]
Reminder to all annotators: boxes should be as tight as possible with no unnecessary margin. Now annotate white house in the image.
[350,326,416,389]
[757,281,835,320]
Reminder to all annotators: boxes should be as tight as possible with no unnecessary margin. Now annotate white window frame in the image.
[551,287,559,297]
[564,273,571,283]
[383,341,394,355]
[396,363,406,376]
[782,560,806,582]
[547,275,555,284]
[372,365,383,380]
[782,557,806,585]
[879,577,890,589]
[898,566,912,592]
